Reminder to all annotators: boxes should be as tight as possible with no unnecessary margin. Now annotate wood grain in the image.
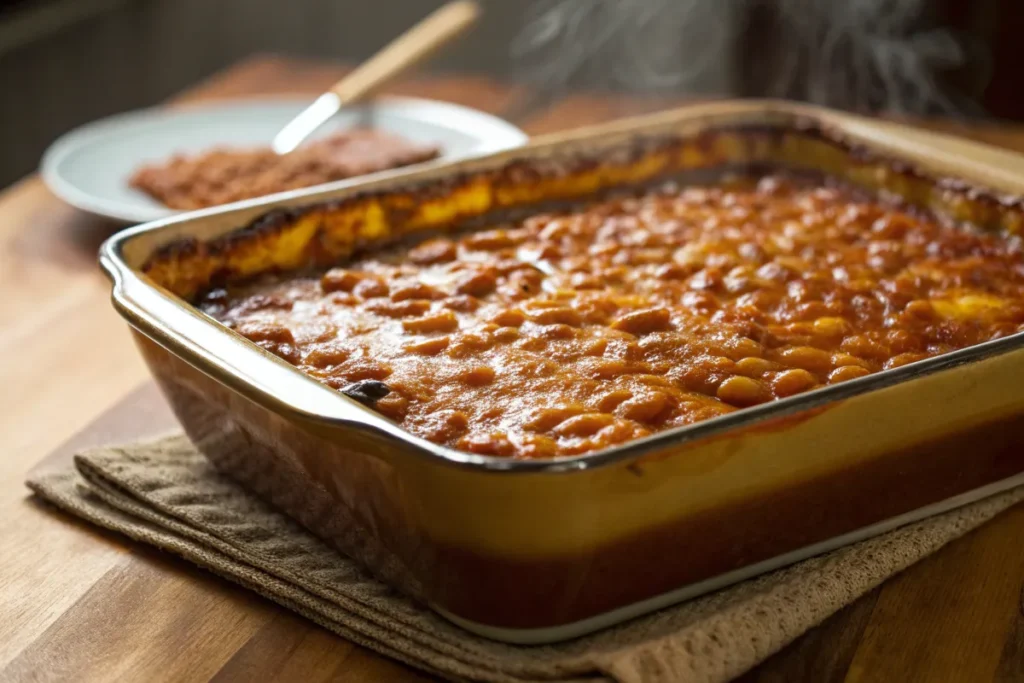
[1,55,1023,682]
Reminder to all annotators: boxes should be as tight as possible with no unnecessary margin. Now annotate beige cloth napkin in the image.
[26,434,1024,683]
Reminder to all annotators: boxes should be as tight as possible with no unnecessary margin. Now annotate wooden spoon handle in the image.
[329,1,480,104]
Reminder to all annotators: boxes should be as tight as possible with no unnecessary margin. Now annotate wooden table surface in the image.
[2,55,1023,683]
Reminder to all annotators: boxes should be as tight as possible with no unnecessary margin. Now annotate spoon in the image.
[272,1,481,155]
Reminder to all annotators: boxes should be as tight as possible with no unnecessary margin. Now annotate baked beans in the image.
[203,176,1024,457]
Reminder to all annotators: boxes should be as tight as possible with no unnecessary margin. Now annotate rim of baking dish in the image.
[100,99,1024,474]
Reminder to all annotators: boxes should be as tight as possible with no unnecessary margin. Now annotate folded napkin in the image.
[26,434,1024,683]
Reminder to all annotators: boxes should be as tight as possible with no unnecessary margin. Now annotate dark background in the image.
[0,0,540,188]
[0,0,1020,189]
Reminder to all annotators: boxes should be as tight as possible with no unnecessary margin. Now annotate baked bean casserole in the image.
[201,174,1024,458]
[131,130,440,210]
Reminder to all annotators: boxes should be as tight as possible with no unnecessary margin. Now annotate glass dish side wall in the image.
[109,103,1024,635]
[134,324,1024,631]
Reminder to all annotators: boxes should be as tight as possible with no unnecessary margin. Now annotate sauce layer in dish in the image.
[201,175,1024,457]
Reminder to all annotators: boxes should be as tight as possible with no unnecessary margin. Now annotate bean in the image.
[455,269,498,297]
[408,239,457,264]
[734,356,777,378]
[457,366,496,386]
[617,391,670,422]
[717,376,770,406]
[321,269,362,293]
[403,336,450,356]
[491,309,526,327]
[402,311,459,334]
[528,306,583,327]
[596,389,633,412]
[353,278,389,299]
[553,413,617,438]
[391,282,442,302]
[365,299,431,318]
[777,346,833,375]
[772,368,818,397]
[829,365,871,383]
[611,308,672,334]
[523,405,585,432]
[236,321,294,345]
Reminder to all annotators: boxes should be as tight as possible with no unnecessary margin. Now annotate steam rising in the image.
[512,0,986,116]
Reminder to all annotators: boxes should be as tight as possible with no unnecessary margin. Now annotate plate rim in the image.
[40,95,529,224]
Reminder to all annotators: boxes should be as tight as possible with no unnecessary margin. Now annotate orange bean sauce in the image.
[203,176,1024,457]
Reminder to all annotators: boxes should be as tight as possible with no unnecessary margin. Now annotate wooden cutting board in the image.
[6,54,1024,683]
[31,383,174,474]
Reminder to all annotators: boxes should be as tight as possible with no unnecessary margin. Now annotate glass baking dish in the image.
[100,100,1024,643]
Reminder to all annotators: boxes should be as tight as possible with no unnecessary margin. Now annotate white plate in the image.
[41,96,528,224]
